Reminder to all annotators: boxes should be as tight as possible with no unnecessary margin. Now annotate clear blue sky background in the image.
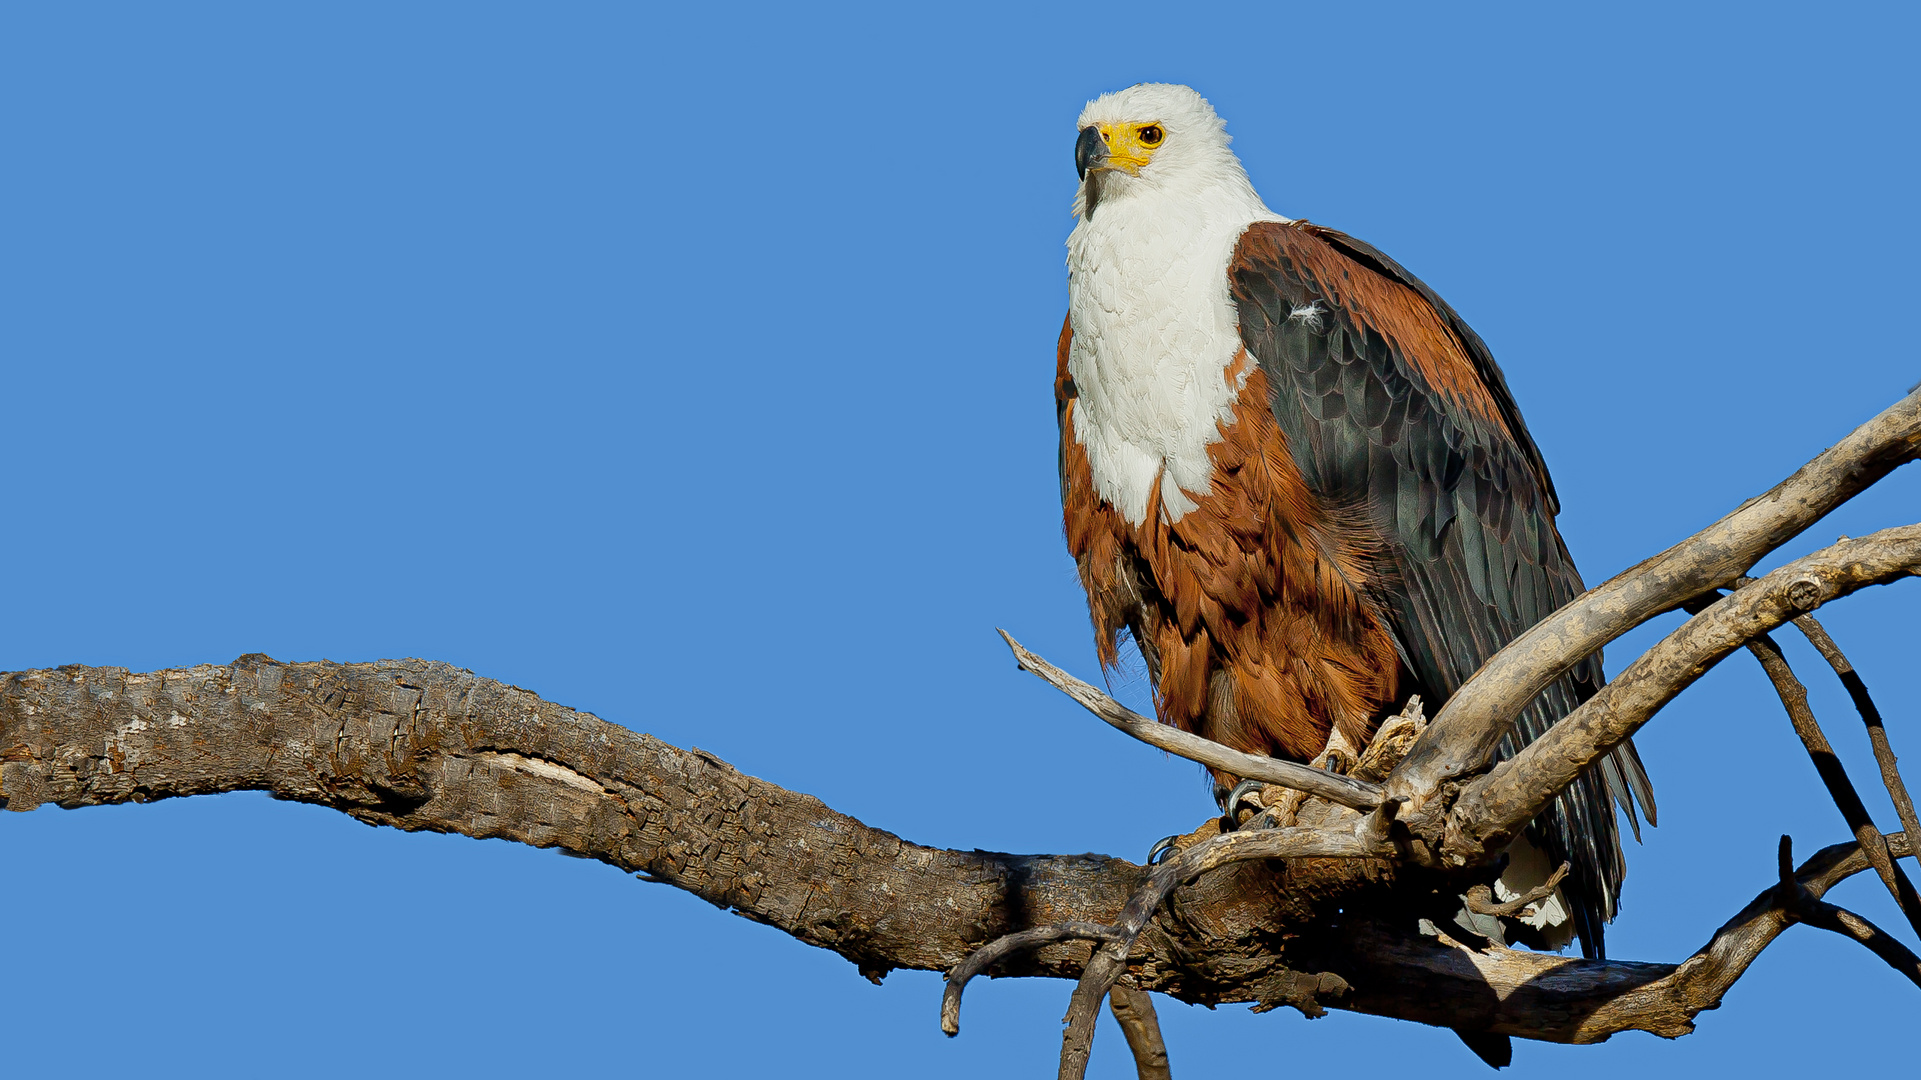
[4,3,1917,1076]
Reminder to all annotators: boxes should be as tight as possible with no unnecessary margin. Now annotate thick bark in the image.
[1,656,1901,1045]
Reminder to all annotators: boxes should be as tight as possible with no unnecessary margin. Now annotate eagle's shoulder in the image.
[1229,220,1560,513]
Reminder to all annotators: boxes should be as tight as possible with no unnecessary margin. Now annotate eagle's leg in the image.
[1220,778,1270,829]
[1148,698,1428,858]
[1215,696,1430,833]
[1218,726,1367,831]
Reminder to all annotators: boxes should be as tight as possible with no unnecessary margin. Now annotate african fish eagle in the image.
[1057,83,1654,958]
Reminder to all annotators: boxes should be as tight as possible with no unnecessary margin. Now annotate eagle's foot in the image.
[1220,778,1279,831]
[1219,723,1376,831]
[1144,817,1223,864]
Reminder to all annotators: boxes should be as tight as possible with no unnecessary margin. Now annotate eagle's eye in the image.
[1137,125,1164,146]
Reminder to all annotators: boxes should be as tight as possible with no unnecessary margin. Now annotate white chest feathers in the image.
[1066,201,1284,526]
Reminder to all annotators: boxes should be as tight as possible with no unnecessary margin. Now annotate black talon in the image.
[1222,778,1266,830]
[1146,835,1181,865]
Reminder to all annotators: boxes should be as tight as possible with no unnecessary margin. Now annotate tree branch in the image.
[2,657,1913,1052]
[997,630,1384,812]
[1771,836,1921,991]
[1731,629,1921,941]
[1052,821,1393,1080]
[1446,525,1921,865]
[1107,986,1173,1080]
[1787,610,1921,865]
[1390,388,1921,809]
[1320,830,1918,1043]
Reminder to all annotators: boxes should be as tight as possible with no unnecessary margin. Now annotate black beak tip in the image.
[1075,126,1106,181]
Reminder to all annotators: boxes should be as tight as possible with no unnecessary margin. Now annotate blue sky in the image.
[3,3,1917,1075]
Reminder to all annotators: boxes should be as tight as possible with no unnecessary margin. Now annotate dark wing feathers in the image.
[1228,221,1652,959]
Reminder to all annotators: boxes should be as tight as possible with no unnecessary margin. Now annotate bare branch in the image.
[1465,860,1569,918]
[1447,525,1921,865]
[1772,836,1921,991]
[1391,388,1921,807]
[1788,610,1921,865]
[941,923,1124,1036]
[1730,628,1921,942]
[1054,820,1394,1080]
[1324,831,1916,1042]
[0,657,1156,987]
[999,630,1385,812]
[5,656,1915,1056]
[1106,986,1173,1080]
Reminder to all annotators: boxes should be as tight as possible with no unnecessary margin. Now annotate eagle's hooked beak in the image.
[1075,125,1108,180]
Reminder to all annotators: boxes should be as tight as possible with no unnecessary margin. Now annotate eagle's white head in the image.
[1063,84,1288,526]
[1072,83,1271,222]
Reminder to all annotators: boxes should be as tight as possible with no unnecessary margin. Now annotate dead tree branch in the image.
[1446,525,1921,866]
[1049,821,1394,1080]
[1787,609,1921,863]
[0,656,1915,1054]
[1370,829,1919,1042]
[1107,986,1173,1080]
[1389,387,1921,811]
[1465,861,1569,918]
[997,630,1384,812]
[1771,835,1921,990]
[1728,625,1921,941]
[1,393,1912,1078]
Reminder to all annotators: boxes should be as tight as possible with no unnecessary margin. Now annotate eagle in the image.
[1057,83,1653,958]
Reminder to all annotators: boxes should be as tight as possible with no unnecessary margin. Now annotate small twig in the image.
[1107,985,1173,1080]
[1774,836,1921,990]
[941,819,1383,1073]
[1465,860,1570,918]
[941,923,1124,1036]
[1785,606,1921,866]
[998,630,1385,812]
[1727,620,1921,944]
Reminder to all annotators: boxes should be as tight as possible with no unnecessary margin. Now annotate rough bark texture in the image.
[0,657,1373,993]
[2,656,1901,1045]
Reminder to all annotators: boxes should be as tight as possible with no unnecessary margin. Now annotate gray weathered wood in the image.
[1107,986,1173,1080]
[1388,388,1921,812]
[1731,628,1921,942]
[1000,630,1386,811]
[1790,612,1921,879]
[4,655,1907,1047]
[1445,525,1921,865]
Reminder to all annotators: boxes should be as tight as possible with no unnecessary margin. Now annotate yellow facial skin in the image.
[1092,122,1166,176]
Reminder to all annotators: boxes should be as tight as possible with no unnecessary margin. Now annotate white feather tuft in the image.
[1495,837,1575,951]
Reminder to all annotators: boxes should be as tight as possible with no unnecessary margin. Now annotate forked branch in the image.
[1788,610,1921,865]
[1447,524,1921,865]
[3,657,1918,1060]
[1726,622,1921,941]
[1771,835,1921,990]
[1390,387,1921,804]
